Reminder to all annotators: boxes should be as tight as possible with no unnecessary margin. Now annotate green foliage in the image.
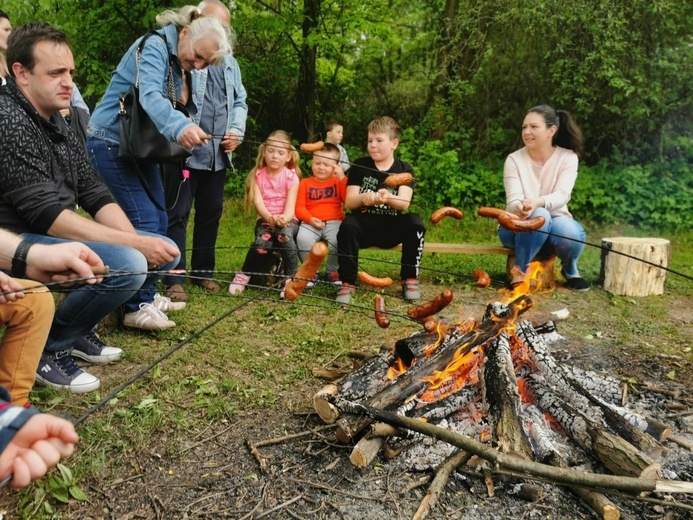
[571,156,693,230]
[18,463,88,517]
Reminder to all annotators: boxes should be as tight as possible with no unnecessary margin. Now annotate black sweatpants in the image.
[336,213,426,285]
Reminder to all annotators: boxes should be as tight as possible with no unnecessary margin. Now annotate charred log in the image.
[482,332,532,458]
[526,376,662,479]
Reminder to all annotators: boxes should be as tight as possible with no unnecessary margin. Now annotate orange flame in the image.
[387,356,409,380]
[499,261,550,303]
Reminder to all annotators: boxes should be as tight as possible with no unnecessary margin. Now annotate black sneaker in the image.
[561,269,590,292]
[72,330,124,363]
[35,350,100,393]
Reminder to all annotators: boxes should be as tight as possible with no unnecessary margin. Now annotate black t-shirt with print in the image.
[346,157,415,218]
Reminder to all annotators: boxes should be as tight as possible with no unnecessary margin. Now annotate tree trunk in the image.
[297,0,320,141]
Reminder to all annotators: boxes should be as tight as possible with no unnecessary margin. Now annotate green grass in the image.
[6,198,692,517]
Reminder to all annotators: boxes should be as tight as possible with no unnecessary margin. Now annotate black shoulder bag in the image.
[118,31,191,164]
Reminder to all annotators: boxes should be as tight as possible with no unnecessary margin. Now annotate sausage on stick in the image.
[283,242,329,301]
[430,207,464,224]
[358,271,393,288]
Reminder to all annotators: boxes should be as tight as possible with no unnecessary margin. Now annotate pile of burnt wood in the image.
[313,295,692,519]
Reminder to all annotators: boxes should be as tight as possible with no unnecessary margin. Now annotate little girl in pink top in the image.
[229,131,302,295]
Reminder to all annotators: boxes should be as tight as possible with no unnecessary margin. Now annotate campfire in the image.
[311,280,693,519]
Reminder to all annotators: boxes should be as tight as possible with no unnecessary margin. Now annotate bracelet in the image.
[11,239,34,279]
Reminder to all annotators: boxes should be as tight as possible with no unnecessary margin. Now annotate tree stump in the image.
[600,237,670,296]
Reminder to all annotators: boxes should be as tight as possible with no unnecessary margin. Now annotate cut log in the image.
[571,487,620,520]
[335,296,533,442]
[350,435,386,467]
[313,384,340,424]
[600,237,670,296]
[482,332,532,458]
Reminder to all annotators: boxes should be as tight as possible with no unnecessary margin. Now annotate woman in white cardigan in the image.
[499,104,589,291]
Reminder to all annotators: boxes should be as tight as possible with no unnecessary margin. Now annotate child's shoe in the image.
[229,272,251,295]
[305,275,319,289]
[335,283,355,305]
[402,278,421,301]
[279,278,291,299]
[326,272,342,286]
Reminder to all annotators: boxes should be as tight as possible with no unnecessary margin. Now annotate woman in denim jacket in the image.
[86,6,231,330]
[162,45,248,301]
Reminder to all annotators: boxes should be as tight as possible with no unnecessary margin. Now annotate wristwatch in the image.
[11,239,34,279]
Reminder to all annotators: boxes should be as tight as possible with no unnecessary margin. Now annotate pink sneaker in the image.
[229,272,251,295]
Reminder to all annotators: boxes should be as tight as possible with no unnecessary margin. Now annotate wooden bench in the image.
[368,243,513,255]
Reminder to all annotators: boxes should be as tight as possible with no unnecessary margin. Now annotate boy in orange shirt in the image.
[295,143,346,285]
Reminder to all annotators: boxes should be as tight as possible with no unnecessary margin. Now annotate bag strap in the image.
[135,31,179,108]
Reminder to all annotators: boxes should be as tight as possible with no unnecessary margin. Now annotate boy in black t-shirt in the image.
[335,117,426,304]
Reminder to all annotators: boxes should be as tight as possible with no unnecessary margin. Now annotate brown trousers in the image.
[0,279,54,405]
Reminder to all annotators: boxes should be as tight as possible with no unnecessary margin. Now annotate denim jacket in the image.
[189,55,248,165]
[87,25,191,144]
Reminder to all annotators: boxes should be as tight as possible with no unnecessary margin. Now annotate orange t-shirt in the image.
[295,176,347,223]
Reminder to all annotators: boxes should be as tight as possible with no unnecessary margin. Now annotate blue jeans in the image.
[87,137,169,310]
[20,231,177,352]
[498,208,586,277]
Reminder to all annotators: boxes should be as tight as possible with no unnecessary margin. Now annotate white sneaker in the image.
[123,303,176,330]
[153,293,186,312]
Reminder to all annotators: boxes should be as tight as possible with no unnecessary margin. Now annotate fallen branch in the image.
[332,398,693,495]
[253,424,338,448]
[412,450,472,520]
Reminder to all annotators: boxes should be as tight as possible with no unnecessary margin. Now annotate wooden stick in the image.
[253,423,337,448]
[668,436,693,451]
[412,451,472,520]
[332,398,693,495]
[92,265,110,275]
[246,438,269,473]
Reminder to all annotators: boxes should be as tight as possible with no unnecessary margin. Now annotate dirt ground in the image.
[2,282,692,520]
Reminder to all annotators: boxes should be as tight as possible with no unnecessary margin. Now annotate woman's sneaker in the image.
[35,349,100,393]
[123,303,175,330]
[153,293,186,312]
[229,273,251,295]
[561,268,590,291]
[72,329,123,363]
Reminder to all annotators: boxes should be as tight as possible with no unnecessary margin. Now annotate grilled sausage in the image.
[299,141,325,153]
[358,271,393,288]
[497,212,545,233]
[477,207,515,220]
[374,295,390,328]
[430,206,464,224]
[284,241,329,301]
[407,289,454,321]
[472,269,491,288]
[383,172,413,187]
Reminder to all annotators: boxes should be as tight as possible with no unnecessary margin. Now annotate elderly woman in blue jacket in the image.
[87,6,231,331]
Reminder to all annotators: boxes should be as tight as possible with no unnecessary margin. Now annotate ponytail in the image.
[527,105,583,156]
